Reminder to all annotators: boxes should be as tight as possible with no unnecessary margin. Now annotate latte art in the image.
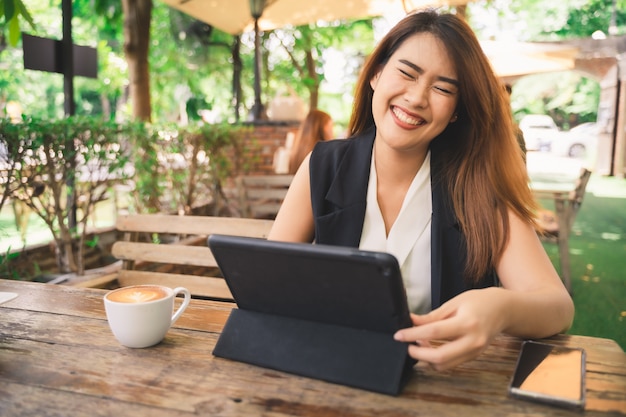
[107,286,169,303]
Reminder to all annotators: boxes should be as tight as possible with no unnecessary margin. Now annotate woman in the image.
[288,109,334,175]
[269,10,574,370]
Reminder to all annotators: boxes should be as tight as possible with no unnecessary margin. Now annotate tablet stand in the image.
[213,308,415,395]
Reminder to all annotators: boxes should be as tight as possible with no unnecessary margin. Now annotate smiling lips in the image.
[392,106,426,127]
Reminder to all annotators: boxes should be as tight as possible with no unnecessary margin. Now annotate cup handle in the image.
[171,287,191,325]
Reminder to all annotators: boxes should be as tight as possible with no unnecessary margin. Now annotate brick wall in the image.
[240,121,299,175]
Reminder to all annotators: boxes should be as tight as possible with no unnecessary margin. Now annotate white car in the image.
[550,122,598,158]
[519,114,560,152]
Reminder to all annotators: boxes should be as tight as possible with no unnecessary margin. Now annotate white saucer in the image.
[0,292,18,305]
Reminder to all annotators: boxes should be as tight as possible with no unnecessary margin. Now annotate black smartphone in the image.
[508,340,586,409]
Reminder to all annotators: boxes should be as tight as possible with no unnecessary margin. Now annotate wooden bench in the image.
[74,214,274,300]
[237,174,293,219]
[534,168,592,292]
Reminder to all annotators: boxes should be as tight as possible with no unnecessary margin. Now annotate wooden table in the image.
[1,280,624,416]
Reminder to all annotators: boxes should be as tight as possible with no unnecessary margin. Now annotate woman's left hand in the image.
[394,287,508,371]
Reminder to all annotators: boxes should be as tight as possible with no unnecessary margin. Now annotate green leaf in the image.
[3,0,14,21]
[86,235,99,248]
[8,15,20,47]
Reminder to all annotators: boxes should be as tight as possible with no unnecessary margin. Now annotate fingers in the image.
[396,311,491,371]
[397,310,471,343]
[409,298,460,326]
[398,328,490,371]
[407,340,485,371]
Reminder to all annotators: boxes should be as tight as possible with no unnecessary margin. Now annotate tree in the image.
[266,19,374,120]
[75,0,154,121]
[121,0,152,121]
[158,9,240,123]
[272,26,324,110]
[554,0,625,38]
[488,0,626,40]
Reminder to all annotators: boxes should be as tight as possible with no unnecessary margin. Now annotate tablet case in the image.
[208,234,416,395]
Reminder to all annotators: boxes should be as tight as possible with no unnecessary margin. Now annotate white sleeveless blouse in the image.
[359,151,432,313]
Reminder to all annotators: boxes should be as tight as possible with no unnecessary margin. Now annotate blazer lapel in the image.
[315,130,375,247]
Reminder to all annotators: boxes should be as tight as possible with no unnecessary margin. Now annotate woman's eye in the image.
[399,69,415,79]
[434,86,454,95]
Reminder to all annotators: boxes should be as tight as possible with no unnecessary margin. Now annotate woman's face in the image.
[370,32,459,154]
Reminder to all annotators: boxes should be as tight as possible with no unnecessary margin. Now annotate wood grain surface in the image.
[1,280,624,417]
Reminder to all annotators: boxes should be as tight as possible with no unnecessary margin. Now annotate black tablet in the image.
[207,234,412,333]
[207,234,415,395]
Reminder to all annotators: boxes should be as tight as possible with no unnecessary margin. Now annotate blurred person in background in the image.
[288,109,334,175]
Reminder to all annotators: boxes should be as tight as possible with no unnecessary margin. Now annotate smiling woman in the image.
[268,9,574,372]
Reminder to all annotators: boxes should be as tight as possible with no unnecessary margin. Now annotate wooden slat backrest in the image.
[107,214,274,300]
[116,270,233,300]
[116,213,274,236]
[112,241,217,267]
[237,174,293,219]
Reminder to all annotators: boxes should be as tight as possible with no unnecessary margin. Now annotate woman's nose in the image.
[404,80,429,108]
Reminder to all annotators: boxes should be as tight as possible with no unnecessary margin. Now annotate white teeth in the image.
[392,107,424,125]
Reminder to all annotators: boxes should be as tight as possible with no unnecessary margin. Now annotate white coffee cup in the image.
[104,285,191,348]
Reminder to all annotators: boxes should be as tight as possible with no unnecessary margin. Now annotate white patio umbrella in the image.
[160,0,474,35]
[481,40,579,82]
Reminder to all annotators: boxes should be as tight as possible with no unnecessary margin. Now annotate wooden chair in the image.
[534,168,592,292]
[237,174,293,219]
[74,214,274,300]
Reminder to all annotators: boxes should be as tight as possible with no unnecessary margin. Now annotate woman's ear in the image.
[450,114,458,123]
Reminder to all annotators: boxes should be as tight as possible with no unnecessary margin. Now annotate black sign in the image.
[22,34,97,79]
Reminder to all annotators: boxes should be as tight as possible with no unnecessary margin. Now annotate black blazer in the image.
[309,128,493,309]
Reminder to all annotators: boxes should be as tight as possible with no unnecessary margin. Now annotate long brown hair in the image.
[289,109,332,174]
[349,10,537,282]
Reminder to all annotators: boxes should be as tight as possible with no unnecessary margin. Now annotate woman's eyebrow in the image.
[398,59,459,86]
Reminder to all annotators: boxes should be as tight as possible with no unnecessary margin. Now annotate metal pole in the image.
[62,0,77,229]
[252,18,265,121]
[62,0,75,117]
